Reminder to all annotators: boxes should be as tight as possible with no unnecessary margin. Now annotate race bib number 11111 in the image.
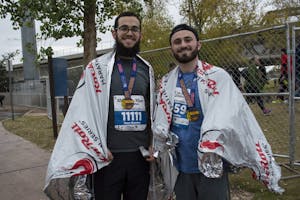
[114,95,147,131]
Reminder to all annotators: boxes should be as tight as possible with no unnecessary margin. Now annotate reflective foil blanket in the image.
[44,52,156,199]
[152,60,284,194]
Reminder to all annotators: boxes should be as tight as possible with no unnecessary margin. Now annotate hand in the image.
[146,146,155,162]
[200,152,223,178]
[107,149,114,161]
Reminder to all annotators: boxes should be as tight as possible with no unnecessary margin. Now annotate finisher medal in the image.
[178,67,200,122]
[116,57,137,110]
[121,98,134,109]
[187,108,200,121]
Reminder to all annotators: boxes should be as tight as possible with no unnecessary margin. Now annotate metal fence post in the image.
[7,59,14,120]
[290,25,298,168]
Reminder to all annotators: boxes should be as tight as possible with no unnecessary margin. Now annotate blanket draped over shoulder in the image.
[44,52,156,199]
[152,60,284,195]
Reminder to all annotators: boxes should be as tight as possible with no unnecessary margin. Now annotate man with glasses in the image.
[92,11,156,200]
[44,12,155,200]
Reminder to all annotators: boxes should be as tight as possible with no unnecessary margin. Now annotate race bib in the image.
[172,87,189,128]
[114,95,147,131]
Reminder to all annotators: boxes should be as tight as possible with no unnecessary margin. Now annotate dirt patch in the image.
[24,109,48,116]
[230,188,254,200]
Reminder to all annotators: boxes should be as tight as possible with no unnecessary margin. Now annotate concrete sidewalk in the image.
[0,121,51,200]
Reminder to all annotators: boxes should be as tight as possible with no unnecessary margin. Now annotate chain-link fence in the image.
[291,25,300,170]
[140,24,300,172]
[12,80,47,107]
[6,24,299,173]
[46,65,84,122]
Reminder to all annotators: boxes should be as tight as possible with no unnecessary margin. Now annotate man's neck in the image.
[179,59,198,73]
[118,55,135,60]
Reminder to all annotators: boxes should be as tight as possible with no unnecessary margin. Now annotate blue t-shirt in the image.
[170,72,204,173]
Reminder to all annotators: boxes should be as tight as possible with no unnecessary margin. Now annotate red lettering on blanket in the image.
[200,140,224,151]
[159,94,172,124]
[255,142,270,184]
[207,79,219,95]
[202,62,213,71]
[72,123,93,149]
[88,63,102,93]
[196,69,205,76]
[70,158,94,175]
[72,123,108,162]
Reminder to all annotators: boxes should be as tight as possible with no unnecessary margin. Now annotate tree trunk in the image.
[188,0,202,34]
[83,0,97,66]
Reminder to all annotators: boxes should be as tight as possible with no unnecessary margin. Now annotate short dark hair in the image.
[281,48,287,54]
[169,24,199,44]
[114,12,141,29]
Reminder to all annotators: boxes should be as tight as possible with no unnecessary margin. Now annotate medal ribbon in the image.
[178,67,198,109]
[116,58,137,99]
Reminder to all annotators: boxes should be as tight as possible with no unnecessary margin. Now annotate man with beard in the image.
[44,12,155,200]
[152,24,283,200]
[92,11,155,200]
[153,23,230,200]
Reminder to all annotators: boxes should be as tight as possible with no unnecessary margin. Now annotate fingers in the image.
[146,146,155,162]
[107,150,114,161]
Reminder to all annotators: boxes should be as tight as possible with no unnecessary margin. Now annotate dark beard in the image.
[173,47,198,63]
[114,38,140,57]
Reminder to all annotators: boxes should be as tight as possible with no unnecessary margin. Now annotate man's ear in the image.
[139,32,143,41]
[112,29,117,40]
[197,41,201,51]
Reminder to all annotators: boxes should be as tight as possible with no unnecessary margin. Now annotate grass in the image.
[228,98,300,200]
[2,99,300,199]
[229,167,300,200]
[2,115,56,151]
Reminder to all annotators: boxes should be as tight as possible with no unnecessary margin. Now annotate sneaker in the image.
[263,109,271,115]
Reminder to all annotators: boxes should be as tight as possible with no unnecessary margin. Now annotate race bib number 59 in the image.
[172,87,189,128]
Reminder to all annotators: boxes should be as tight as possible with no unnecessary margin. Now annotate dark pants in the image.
[94,151,150,200]
[278,74,288,100]
[174,171,230,200]
[0,95,4,107]
[245,85,265,111]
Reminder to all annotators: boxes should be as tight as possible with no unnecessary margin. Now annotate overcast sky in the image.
[0,2,182,64]
[0,17,115,64]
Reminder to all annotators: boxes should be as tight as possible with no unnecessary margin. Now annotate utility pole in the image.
[21,13,40,80]
[48,54,58,139]
[6,60,14,120]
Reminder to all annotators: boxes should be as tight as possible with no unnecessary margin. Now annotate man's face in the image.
[112,16,141,49]
[170,30,201,63]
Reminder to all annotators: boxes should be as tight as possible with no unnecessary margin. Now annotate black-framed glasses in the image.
[116,25,140,34]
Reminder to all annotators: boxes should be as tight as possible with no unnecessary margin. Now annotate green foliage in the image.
[261,0,300,26]
[0,0,144,65]
[0,64,8,92]
[179,0,263,38]
[140,0,174,50]
[178,0,300,39]
[0,51,19,92]
[141,15,173,51]
[0,0,116,40]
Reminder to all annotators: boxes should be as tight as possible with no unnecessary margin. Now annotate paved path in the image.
[0,121,51,200]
